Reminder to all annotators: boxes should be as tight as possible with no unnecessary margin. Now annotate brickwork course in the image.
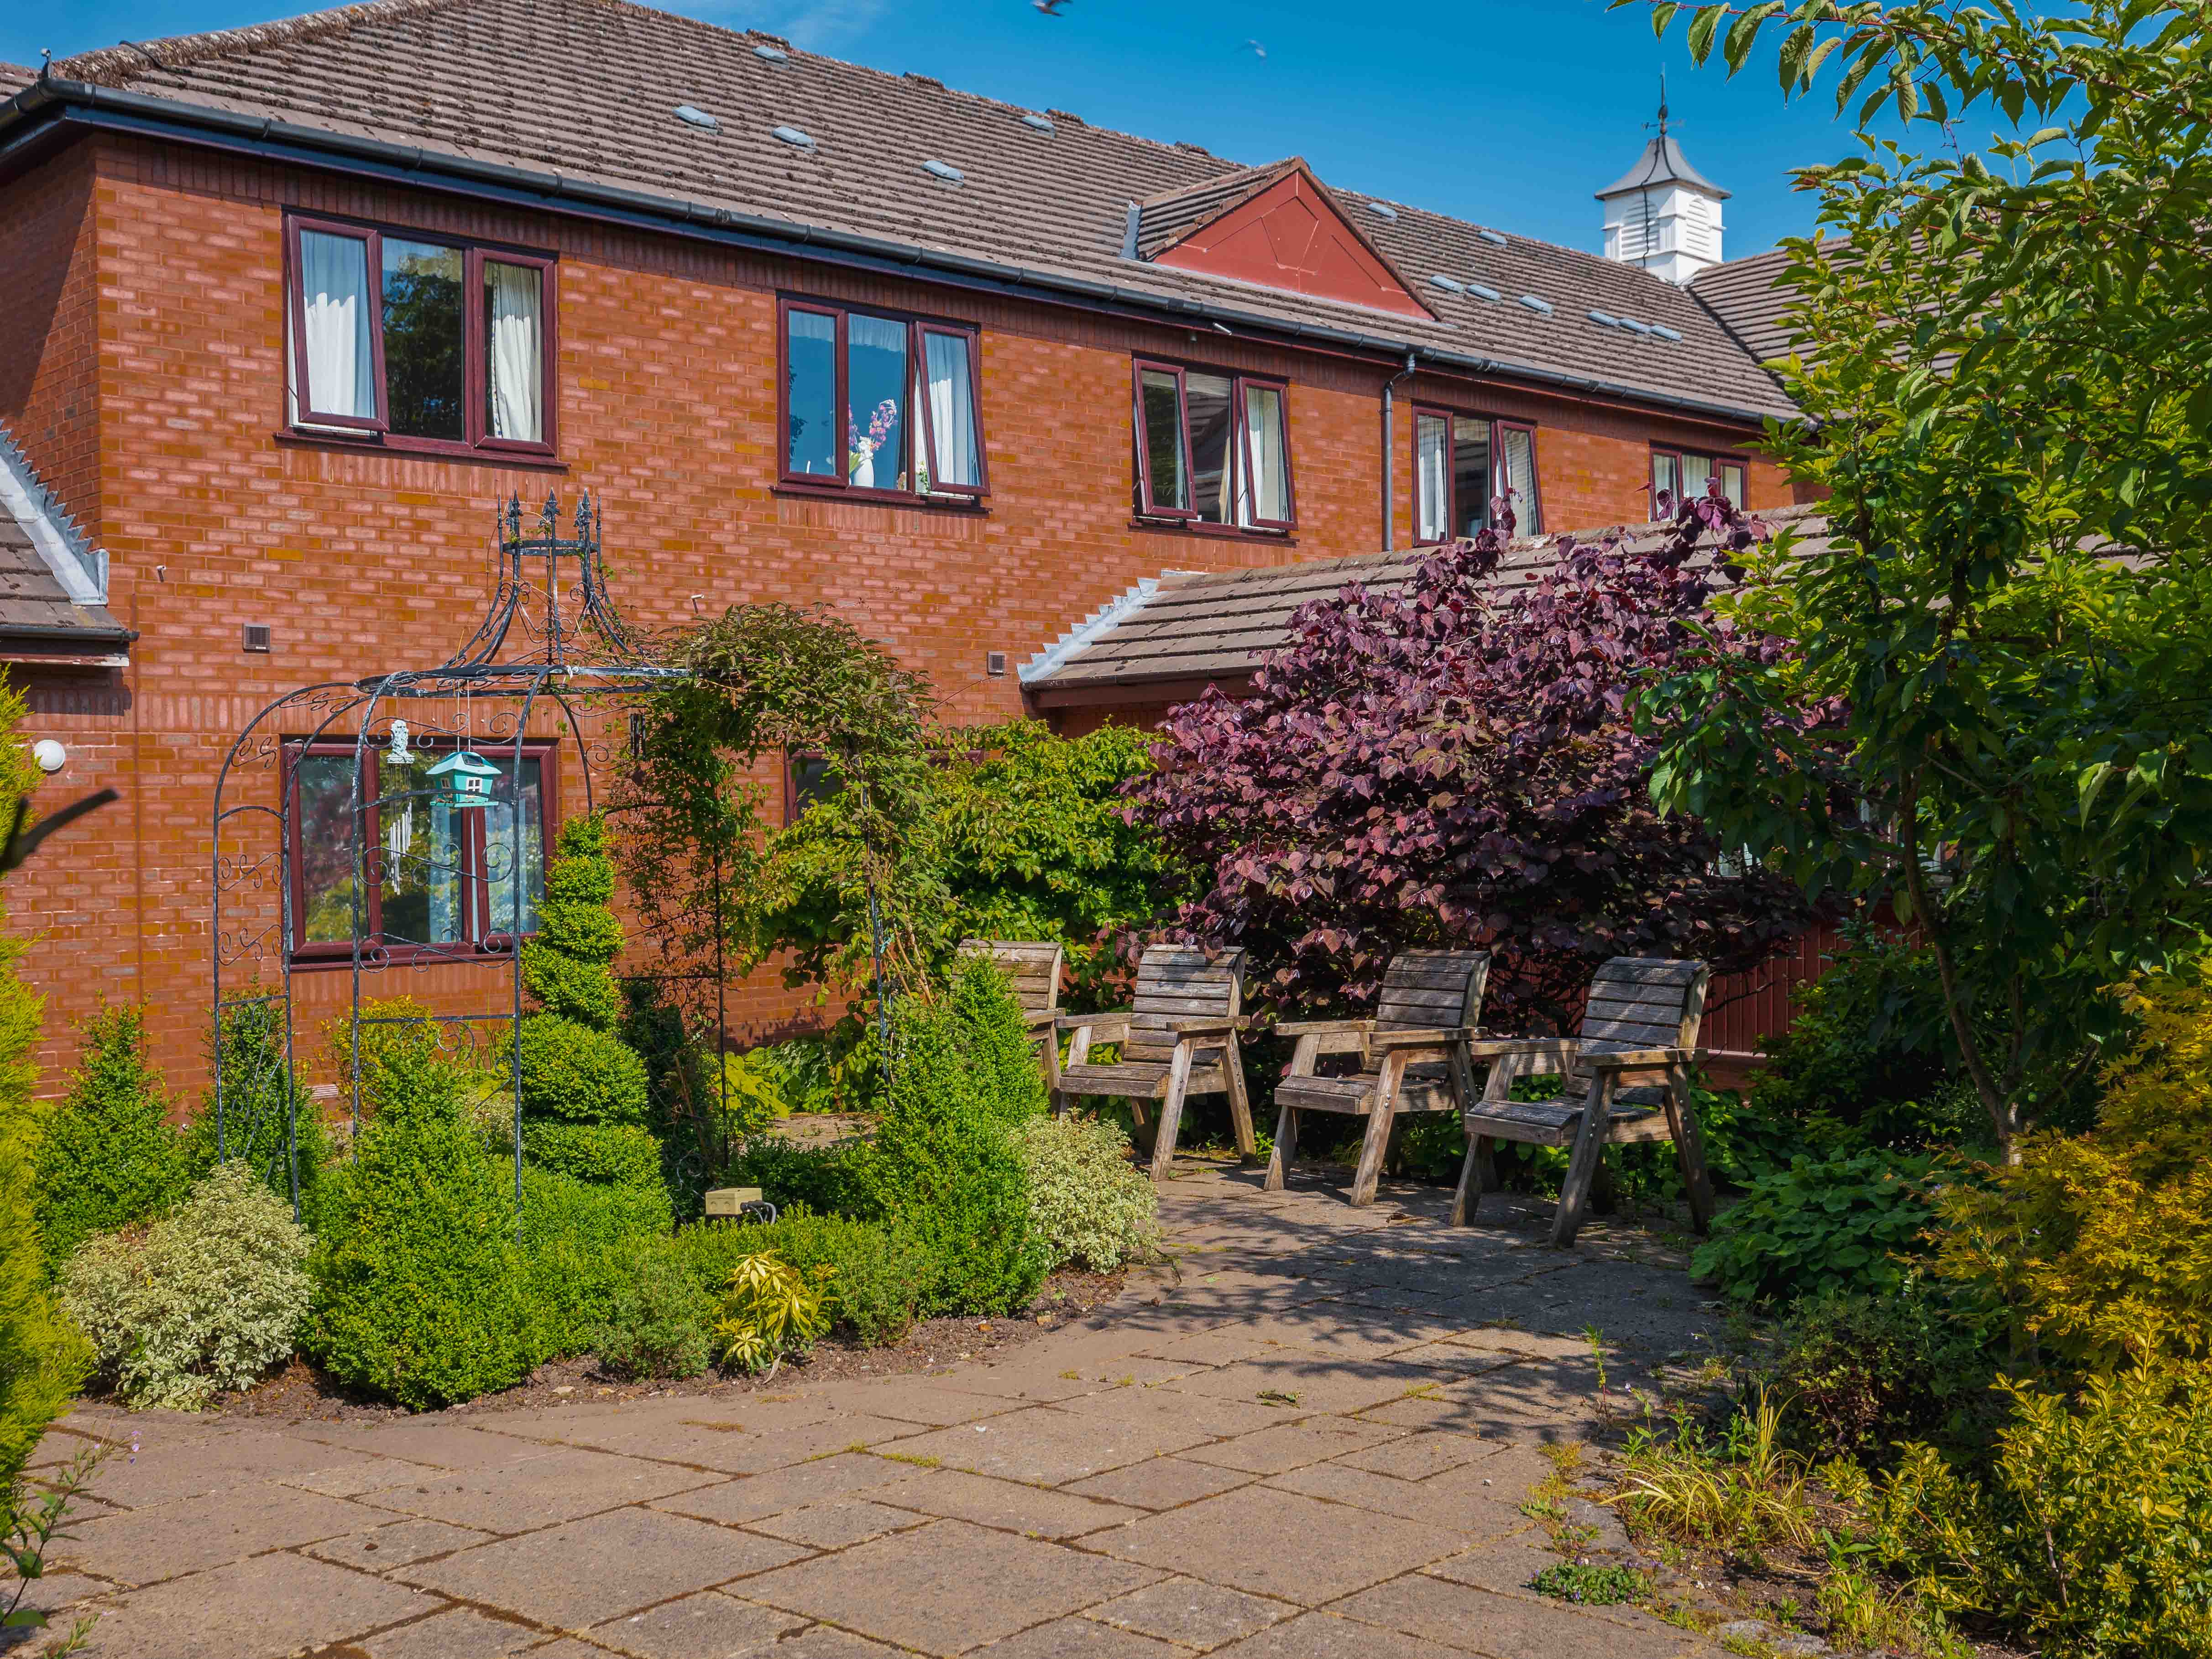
[0,0,1809,1089]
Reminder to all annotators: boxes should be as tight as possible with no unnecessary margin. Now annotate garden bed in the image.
[208,1266,1127,1425]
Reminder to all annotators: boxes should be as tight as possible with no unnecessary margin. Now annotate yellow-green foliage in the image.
[1932,966,2212,1370]
[1872,1361,2212,1657]
[59,1162,311,1411]
[0,679,91,1483]
[712,1251,830,1374]
[1017,1114,1159,1272]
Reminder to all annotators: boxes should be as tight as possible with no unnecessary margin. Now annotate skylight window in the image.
[1428,274,1464,293]
[754,44,789,60]
[1518,294,1553,314]
[674,105,718,130]
[772,125,814,149]
[1365,201,1399,221]
[1588,309,1618,327]
[1620,318,1653,335]
[1465,282,1501,302]
[1477,229,1508,247]
[922,159,965,183]
[1020,113,1056,133]
[1652,324,1683,341]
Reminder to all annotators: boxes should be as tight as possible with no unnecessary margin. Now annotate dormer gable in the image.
[1132,159,1433,322]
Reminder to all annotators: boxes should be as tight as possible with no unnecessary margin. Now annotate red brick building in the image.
[0,0,1804,1088]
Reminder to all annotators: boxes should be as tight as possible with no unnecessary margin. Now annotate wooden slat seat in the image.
[956,938,1066,1089]
[1052,945,1254,1182]
[1263,950,1489,1209]
[1454,956,1717,1246]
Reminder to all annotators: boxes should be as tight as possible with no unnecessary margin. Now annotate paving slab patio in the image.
[25,1164,1737,1659]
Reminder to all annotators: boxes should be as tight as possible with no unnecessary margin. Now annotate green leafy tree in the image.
[1629,0,2212,1156]
[33,1004,189,1272]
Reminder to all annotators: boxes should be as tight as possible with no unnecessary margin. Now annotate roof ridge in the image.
[1137,155,1295,211]
[58,0,482,85]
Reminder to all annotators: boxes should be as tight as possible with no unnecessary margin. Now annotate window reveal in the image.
[1652,448,1747,517]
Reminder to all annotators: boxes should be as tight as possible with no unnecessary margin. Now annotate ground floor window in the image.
[288,739,550,959]
[1651,448,1747,517]
[1413,411,1542,541]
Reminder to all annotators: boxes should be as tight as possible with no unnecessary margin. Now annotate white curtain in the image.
[1241,384,1289,524]
[1652,452,1680,518]
[923,331,979,489]
[1501,426,1539,534]
[487,261,543,443]
[1679,452,1714,505]
[299,230,375,419]
[1415,414,1449,541]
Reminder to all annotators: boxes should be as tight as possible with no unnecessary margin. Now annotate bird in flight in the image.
[1246,38,1266,57]
[1034,0,1070,14]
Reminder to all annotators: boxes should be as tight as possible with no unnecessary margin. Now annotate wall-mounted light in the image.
[31,740,66,774]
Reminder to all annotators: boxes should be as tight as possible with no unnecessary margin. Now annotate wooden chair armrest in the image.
[1584,1046,1701,1070]
[1022,1009,1060,1029]
[1368,1025,1477,1051]
[1060,1012,1130,1042]
[1169,1016,1247,1038]
[1463,1038,1578,1063]
[1275,1018,1374,1036]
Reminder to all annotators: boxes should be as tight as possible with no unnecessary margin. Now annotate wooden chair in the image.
[955,938,1065,1090]
[1052,944,1255,1181]
[1453,956,1717,1247]
[1265,950,1490,1209]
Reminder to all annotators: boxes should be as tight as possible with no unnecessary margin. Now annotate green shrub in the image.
[510,1013,649,1125]
[1871,1361,2212,1655]
[592,1236,713,1380]
[1693,1149,1945,1306]
[520,1120,662,1188]
[676,1208,930,1345]
[1018,1114,1158,1272]
[871,963,1049,1316]
[59,1162,310,1411]
[1767,1287,1994,1466]
[33,1003,190,1272]
[521,815,624,1031]
[517,1166,674,1358]
[308,1032,536,1409]
[188,997,329,1213]
[723,1134,884,1220]
[664,1046,787,1138]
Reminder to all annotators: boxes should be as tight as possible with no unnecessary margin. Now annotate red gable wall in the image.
[1151,172,1431,321]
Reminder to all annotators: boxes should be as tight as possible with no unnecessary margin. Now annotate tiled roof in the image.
[0,63,33,97]
[1023,505,1833,697]
[27,0,1798,424]
[1691,247,1801,369]
[0,428,130,662]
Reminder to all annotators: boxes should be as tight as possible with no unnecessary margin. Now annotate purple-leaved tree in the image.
[1126,485,1821,1034]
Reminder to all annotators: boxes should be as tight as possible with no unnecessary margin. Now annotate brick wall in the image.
[0,131,1797,1091]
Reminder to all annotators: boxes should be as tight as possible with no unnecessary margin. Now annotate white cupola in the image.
[1597,85,1728,284]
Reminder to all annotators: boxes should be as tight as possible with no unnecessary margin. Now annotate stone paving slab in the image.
[32,1168,1736,1659]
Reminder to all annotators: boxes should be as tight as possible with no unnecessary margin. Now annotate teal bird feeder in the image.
[426,748,502,810]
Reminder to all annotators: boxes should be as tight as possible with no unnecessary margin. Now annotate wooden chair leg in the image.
[1349,1056,1406,1209]
[1148,1042,1198,1183]
[1552,1071,1616,1247]
[1450,1130,1484,1225]
[1220,1035,1257,1159]
[1454,1052,1516,1226]
[1264,1104,1298,1192]
[1664,1061,1717,1235]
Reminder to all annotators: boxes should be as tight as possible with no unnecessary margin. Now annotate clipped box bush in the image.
[1018,1114,1158,1272]
[509,1013,649,1125]
[722,1135,883,1221]
[34,1003,190,1273]
[593,1235,713,1381]
[521,1120,662,1188]
[60,1162,311,1411]
[518,1165,674,1358]
[676,1208,931,1345]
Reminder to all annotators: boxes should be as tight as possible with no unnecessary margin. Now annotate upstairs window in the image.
[779,299,986,501]
[288,739,551,962]
[1412,411,1542,541]
[1651,448,1747,518]
[1133,361,1295,530]
[286,215,554,456]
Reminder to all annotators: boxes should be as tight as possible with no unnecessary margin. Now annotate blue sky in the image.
[5,0,1880,260]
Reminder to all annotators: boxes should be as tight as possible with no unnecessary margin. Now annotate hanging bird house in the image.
[425,748,502,810]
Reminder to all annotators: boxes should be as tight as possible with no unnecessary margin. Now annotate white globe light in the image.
[31,740,65,775]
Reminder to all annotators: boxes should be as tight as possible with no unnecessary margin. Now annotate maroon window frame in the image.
[1410,408,1544,544]
[1131,358,1297,532]
[283,737,559,965]
[284,213,559,460]
[774,295,989,503]
[1649,446,1748,518]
